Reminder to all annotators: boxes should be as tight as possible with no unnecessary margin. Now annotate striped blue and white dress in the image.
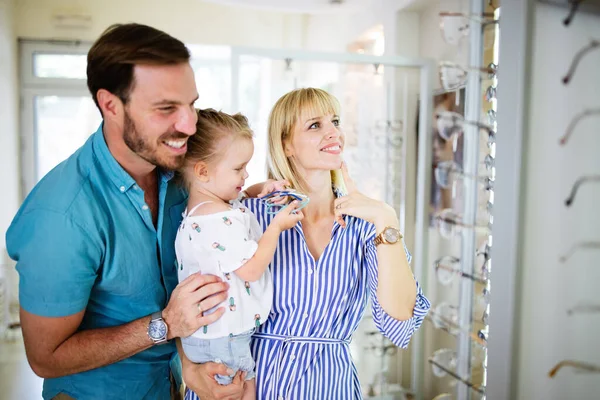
[186,196,430,400]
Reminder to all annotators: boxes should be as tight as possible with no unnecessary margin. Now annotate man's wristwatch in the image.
[374,226,403,246]
[147,311,168,345]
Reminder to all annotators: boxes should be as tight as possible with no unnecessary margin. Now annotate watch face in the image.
[149,320,167,340]
[384,228,400,243]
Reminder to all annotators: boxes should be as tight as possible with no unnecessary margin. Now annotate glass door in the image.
[19,40,97,196]
[20,88,101,192]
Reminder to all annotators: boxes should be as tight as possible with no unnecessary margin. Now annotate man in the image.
[7,24,245,400]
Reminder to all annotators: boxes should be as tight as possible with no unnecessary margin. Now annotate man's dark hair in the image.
[87,23,191,112]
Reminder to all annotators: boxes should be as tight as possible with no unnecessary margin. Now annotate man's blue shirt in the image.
[7,124,187,399]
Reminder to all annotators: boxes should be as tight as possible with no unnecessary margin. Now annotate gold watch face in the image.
[383,228,401,243]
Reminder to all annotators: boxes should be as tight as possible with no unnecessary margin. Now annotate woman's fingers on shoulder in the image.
[274,179,290,190]
[334,196,348,207]
[283,201,299,214]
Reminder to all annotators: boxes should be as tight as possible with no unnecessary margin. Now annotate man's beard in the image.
[123,111,187,171]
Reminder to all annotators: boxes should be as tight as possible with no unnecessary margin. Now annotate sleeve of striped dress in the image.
[364,228,431,349]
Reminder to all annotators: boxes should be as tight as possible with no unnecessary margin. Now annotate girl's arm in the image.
[234,201,303,282]
[233,224,281,282]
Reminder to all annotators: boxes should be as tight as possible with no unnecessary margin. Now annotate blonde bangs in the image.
[296,90,340,125]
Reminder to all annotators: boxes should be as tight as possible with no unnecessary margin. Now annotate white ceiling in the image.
[200,0,373,14]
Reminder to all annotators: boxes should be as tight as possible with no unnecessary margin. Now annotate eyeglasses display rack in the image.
[413,0,500,399]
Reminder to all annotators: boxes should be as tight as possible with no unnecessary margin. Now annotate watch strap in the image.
[151,311,162,322]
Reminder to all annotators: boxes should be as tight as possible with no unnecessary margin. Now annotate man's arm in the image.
[21,273,229,378]
[21,308,152,378]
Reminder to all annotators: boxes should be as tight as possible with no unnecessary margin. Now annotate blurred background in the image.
[1,0,599,399]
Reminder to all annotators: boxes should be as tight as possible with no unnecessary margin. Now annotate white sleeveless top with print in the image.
[174,199,273,339]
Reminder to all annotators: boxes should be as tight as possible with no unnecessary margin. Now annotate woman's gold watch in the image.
[374,226,403,246]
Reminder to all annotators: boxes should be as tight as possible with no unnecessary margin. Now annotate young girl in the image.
[174,109,303,400]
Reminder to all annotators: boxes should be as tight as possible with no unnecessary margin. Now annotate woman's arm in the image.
[333,162,430,346]
[243,179,290,198]
[363,232,430,347]
[371,208,418,321]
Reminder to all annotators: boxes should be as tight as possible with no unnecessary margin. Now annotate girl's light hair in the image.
[267,87,346,194]
[177,108,253,191]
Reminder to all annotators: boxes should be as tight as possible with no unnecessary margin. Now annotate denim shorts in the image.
[182,329,256,385]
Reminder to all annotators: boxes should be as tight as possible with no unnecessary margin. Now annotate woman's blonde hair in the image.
[267,87,346,194]
[177,108,253,191]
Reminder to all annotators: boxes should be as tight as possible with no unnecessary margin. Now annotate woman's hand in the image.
[244,179,290,199]
[257,179,290,198]
[333,162,398,229]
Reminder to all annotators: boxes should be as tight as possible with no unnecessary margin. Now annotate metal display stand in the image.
[413,0,499,398]
[456,0,486,398]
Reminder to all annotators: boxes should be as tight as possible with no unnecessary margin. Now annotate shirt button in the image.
[119,186,125,192]
[308,268,313,274]
[290,354,296,361]
[303,312,309,319]
[142,204,149,210]
[278,396,284,400]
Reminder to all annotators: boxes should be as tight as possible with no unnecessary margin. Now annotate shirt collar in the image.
[92,122,175,192]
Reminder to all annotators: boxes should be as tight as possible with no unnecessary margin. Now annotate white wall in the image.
[12,0,369,51]
[303,13,353,52]
[516,3,600,399]
[0,0,19,308]
[14,0,304,48]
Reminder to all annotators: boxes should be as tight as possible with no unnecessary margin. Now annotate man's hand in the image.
[18,273,230,378]
[162,273,229,340]
[184,361,246,400]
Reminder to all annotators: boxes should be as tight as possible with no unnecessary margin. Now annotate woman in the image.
[187,88,430,399]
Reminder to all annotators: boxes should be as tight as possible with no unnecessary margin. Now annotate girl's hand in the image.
[333,162,397,228]
[271,201,304,232]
